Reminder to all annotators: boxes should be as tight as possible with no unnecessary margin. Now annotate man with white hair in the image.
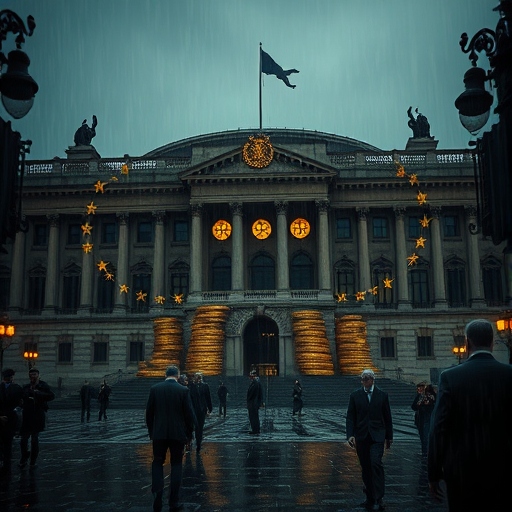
[346,369,393,511]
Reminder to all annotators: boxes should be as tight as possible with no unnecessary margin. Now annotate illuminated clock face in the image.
[290,218,310,239]
[212,220,232,240]
[242,135,274,168]
[252,219,272,240]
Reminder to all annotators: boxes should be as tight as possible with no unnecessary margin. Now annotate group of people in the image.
[79,379,111,422]
[0,367,54,477]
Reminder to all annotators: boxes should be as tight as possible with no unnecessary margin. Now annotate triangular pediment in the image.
[179,144,337,184]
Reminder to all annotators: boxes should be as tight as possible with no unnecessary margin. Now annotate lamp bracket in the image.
[460,29,497,67]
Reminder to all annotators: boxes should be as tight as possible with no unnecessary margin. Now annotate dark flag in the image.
[260,49,299,89]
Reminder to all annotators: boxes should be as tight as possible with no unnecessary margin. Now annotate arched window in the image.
[62,262,81,314]
[131,261,152,313]
[445,256,467,307]
[250,253,275,290]
[290,252,313,290]
[212,255,231,291]
[28,264,46,314]
[334,257,356,297]
[481,255,503,306]
[408,257,431,308]
[372,256,394,307]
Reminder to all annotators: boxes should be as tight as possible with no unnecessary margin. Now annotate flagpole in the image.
[259,42,262,131]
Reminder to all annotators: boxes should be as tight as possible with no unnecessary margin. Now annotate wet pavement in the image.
[0,407,448,512]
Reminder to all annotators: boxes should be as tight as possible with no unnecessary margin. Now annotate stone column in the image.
[114,213,129,312]
[8,224,26,313]
[393,206,410,308]
[151,211,166,302]
[230,202,244,291]
[43,214,60,315]
[190,204,203,293]
[429,206,447,307]
[79,237,94,314]
[316,200,331,290]
[356,207,371,292]
[275,201,289,290]
[465,205,485,305]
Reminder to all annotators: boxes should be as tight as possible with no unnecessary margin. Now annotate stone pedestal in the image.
[65,145,101,159]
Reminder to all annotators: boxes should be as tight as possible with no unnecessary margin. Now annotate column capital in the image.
[429,205,442,218]
[274,201,288,215]
[464,204,477,218]
[116,212,129,224]
[152,210,166,223]
[46,213,60,227]
[315,199,330,213]
[356,207,369,220]
[230,202,244,216]
[393,206,407,219]
[190,203,203,217]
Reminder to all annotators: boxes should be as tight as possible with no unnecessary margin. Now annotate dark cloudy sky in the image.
[1,0,498,160]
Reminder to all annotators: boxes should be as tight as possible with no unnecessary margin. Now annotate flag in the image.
[260,49,299,89]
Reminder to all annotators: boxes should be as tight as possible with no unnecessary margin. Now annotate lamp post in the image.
[452,345,467,365]
[496,313,512,364]
[0,315,15,372]
[454,1,512,308]
[23,349,38,369]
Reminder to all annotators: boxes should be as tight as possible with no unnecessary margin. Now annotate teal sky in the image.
[1,0,498,160]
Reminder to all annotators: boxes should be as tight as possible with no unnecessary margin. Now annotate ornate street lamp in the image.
[496,313,512,363]
[0,315,15,372]
[452,345,467,365]
[0,10,38,119]
[23,349,38,369]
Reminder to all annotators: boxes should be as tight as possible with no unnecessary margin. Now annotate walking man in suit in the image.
[246,370,263,434]
[428,319,512,510]
[346,369,393,511]
[146,365,195,512]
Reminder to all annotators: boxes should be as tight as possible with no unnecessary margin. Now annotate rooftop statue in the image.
[74,115,97,146]
[407,107,431,138]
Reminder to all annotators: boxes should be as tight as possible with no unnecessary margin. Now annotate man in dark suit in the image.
[189,372,212,453]
[346,369,393,511]
[428,319,512,510]
[146,365,195,512]
[246,370,263,434]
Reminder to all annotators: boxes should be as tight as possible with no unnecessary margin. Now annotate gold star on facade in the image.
[86,202,97,215]
[395,164,406,178]
[383,277,394,288]
[111,176,118,181]
[370,286,379,295]
[355,291,366,301]
[82,242,93,253]
[417,191,427,205]
[173,293,184,304]
[136,290,147,302]
[407,253,420,266]
[415,236,427,248]
[336,293,348,303]
[119,284,129,294]
[97,260,109,272]
[419,214,432,228]
[81,222,93,236]
[104,272,114,281]
[94,180,108,193]
[409,174,419,186]
[121,164,129,175]
[154,295,165,305]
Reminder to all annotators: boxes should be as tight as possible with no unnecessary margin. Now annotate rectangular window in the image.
[446,268,467,307]
[0,276,10,311]
[58,336,72,363]
[33,224,48,246]
[443,215,460,237]
[102,222,116,244]
[174,220,189,242]
[408,216,421,239]
[336,218,351,239]
[336,270,355,296]
[68,224,81,245]
[417,335,433,357]
[62,275,80,314]
[132,274,151,312]
[483,266,503,305]
[97,276,115,313]
[171,271,189,296]
[129,341,145,362]
[93,341,109,363]
[409,269,430,308]
[28,276,45,312]
[380,337,396,358]
[372,217,388,238]
[137,221,153,243]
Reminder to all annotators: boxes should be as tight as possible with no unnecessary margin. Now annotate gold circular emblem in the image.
[252,219,272,240]
[242,135,274,168]
[212,220,232,240]
[290,218,310,239]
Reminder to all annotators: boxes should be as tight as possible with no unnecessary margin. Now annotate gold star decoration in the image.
[407,253,420,266]
[369,286,379,296]
[154,295,166,305]
[173,293,184,304]
[82,242,93,253]
[355,291,366,301]
[136,290,147,302]
[81,222,93,236]
[415,236,427,248]
[119,284,129,294]
[419,214,432,228]
[383,277,394,288]
[121,164,130,175]
[86,202,97,215]
[417,191,428,205]
[111,176,118,182]
[97,260,109,272]
[104,272,114,281]
[395,161,406,178]
[336,293,348,302]
[409,174,419,186]
[94,180,108,193]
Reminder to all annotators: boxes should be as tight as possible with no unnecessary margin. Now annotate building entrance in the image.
[243,316,279,376]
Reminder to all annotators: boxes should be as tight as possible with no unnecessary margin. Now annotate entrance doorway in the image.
[243,316,279,375]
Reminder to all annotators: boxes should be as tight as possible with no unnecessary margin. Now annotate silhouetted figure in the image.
[407,107,431,138]
[217,381,228,418]
[411,383,436,456]
[80,380,95,423]
[292,379,303,416]
[246,370,263,434]
[189,373,212,453]
[98,380,111,421]
[74,115,97,145]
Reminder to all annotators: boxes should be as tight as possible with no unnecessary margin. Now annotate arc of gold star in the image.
[154,295,165,305]
[369,286,378,296]
[407,253,420,266]
[415,236,427,248]
[395,162,406,178]
[97,260,109,272]
[409,174,419,186]
[355,291,366,301]
[86,202,97,215]
[82,242,93,253]
[94,180,108,193]
[136,290,147,302]
[383,277,394,288]
[336,293,348,303]
[417,191,428,205]
[111,176,118,182]
[173,293,184,304]
[121,164,129,175]
[81,222,93,236]
[119,284,129,294]
[104,272,114,281]
[419,214,432,228]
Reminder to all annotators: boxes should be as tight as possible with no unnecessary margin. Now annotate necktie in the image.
[366,390,372,402]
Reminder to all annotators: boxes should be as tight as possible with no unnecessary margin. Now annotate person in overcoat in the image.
[428,319,512,511]
[19,368,55,468]
[246,370,263,434]
[292,379,303,416]
[146,365,195,512]
[189,372,212,453]
[346,369,393,511]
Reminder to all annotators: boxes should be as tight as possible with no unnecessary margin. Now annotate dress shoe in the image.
[359,500,375,510]
[377,499,386,511]
[152,491,163,512]
[170,503,184,511]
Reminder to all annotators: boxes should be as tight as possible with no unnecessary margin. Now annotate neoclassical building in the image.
[0,128,508,388]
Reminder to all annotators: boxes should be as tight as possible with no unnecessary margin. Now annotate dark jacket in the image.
[80,384,95,404]
[246,378,263,408]
[346,386,393,443]
[20,379,55,434]
[145,378,195,443]
[0,381,23,433]
[190,381,212,417]
[217,384,228,403]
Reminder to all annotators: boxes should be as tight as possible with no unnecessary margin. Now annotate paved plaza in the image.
[0,407,448,512]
